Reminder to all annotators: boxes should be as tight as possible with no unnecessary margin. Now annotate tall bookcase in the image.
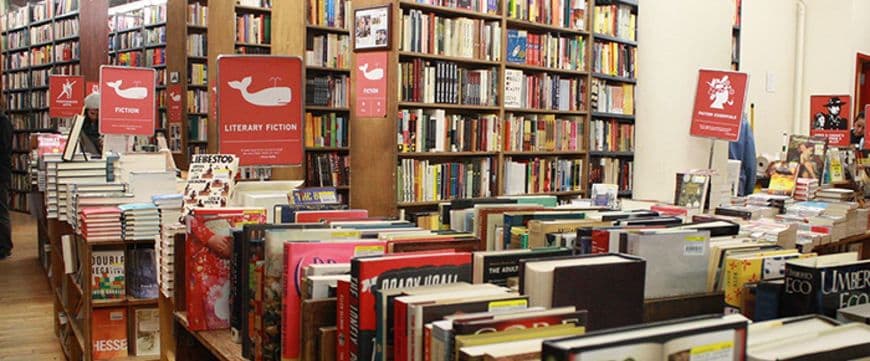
[351,0,638,217]
[1,0,81,212]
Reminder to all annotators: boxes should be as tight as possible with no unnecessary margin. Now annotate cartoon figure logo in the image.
[707,75,735,110]
[57,79,76,99]
[227,76,291,107]
[358,63,384,81]
[106,80,148,100]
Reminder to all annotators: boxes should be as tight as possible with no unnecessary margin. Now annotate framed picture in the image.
[354,4,391,51]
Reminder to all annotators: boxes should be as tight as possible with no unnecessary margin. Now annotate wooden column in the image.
[349,0,398,216]
[166,0,188,169]
[206,0,236,154]
[79,0,108,82]
[269,1,306,181]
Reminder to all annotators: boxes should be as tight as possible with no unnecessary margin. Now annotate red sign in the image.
[864,104,870,150]
[217,56,304,166]
[99,66,157,136]
[167,84,183,124]
[86,81,99,95]
[810,95,850,147]
[689,69,749,142]
[354,51,388,117]
[49,75,85,118]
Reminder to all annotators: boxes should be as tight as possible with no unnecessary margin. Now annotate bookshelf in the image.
[350,0,638,217]
[0,0,83,212]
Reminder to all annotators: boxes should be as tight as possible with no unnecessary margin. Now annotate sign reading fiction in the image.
[689,69,749,142]
[99,66,157,136]
[217,56,303,166]
[49,75,85,118]
[354,51,388,117]
[809,95,852,147]
[167,84,184,124]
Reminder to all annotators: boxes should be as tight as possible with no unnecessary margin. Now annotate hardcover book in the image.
[781,252,870,317]
[674,173,710,212]
[92,250,125,300]
[92,307,128,360]
[472,248,572,286]
[133,308,160,356]
[127,248,158,299]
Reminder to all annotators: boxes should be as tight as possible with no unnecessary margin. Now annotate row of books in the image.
[2,6,28,30]
[53,40,77,61]
[54,18,79,39]
[188,116,208,142]
[143,3,166,25]
[30,23,52,44]
[593,4,637,41]
[4,51,31,69]
[53,62,80,75]
[589,156,632,191]
[55,0,79,16]
[503,156,584,195]
[10,113,53,128]
[305,74,348,107]
[506,29,586,71]
[31,45,52,65]
[31,1,51,22]
[592,40,637,79]
[397,157,493,202]
[91,307,159,359]
[401,10,502,62]
[30,90,49,108]
[6,31,29,49]
[145,48,165,66]
[187,33,207,57]
[504,113,584,152]
[398,109,500,153]
[235,45,270,54]
[113,50,142,67]
[589,119,633,152]
[504,69,586,111]
[399,60,498,106]
[304,112,348,148]
[591,80,634,115]
[236,13,271,45]
[111,11,143,32]
[187,89,208,113]
[145,26,165,45]
[3,71,29,89]
[507,0,587,30]
[307,0,350,29]
[187,3,208,26]
[237,0,271,7]
[306,33,349,69]
[188,63,207,85]
[306,152,350,187]
[110,30,143,51]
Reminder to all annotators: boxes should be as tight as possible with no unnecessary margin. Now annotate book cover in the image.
[506,29,526,64]
[185,207,267,331]
[809,95,850,147]
[474,248,573,286]
[626,230,711,299]
[782,253,870,317]
[349,252,472,361]
[281,240,386,361]
[674,173,710,211]
[127,248,158,299]
[723,250,804,311]
[92,307,128,360]
[183,154,239,216]
[92,250,125,300]
[453,309,588,336]
[133,308,160,356]
[293,209,369,223]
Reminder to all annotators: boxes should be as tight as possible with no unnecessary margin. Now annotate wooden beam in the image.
[270,0,306,181]
[80,0,109,82]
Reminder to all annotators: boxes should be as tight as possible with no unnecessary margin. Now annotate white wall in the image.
[634,0,733,203]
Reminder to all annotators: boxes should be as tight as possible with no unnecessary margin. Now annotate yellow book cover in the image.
[723,250,810,309]
[454,324,584,358]
[304,113,314,147]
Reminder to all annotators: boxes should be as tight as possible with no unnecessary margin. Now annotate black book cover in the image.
[480,248,573,286]
[230,230,244,343]
[127,248,157,299]
[781,259,870,317]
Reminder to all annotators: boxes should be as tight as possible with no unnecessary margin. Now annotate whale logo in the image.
[106,80,148,100]
[358,63,384,81]
[170,92,181,102]
[227,76,291,107]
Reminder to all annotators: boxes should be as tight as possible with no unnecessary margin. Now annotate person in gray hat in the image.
[81,92,102,154]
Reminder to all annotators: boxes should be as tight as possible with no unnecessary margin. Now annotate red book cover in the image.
[92,307,128,360]
[452,309,588,335]
[293,209,368,223]
[185,208,267,331]
[281,241,386,361]
[336,279,350,361]
[349,252,472,361]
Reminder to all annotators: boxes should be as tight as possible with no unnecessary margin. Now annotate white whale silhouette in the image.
[358,63,384,81]
[170,92,181,102]
[106,80,148,100]
[227,76,291,107]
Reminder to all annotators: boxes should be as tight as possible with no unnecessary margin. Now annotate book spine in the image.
[349,261,361,361]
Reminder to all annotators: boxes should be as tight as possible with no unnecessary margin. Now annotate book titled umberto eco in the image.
[782,252,870,317]
[349,252,472,361]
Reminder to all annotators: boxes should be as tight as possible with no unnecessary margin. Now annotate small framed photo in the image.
[354,4,391,51]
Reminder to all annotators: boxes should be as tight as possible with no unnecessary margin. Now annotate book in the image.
[349,252,473,361]
[92,308,128,360]
[300,298,338,361]
[748,322,870,360]
[472,248,573,286]
[521,253,645,330]
[674,173,710,212]
[183,154,239,216]
[723,249,806,313]
[625,230,711,298]
[133,308,160,356]
[185,207,267,331]
[127,248,158,299]
[92,250,125,300]
[781,252,870,318]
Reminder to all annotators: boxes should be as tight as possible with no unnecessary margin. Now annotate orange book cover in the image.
[92,307,128,360]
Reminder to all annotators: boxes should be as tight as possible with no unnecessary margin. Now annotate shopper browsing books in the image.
[81,92,102,154]
[851,112,865,147]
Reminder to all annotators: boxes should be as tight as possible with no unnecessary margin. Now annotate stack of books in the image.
[815,187,855,202]
[119,203,161,241]
[78,207,122,242]
[794,178,819,200]
[152,194,184,297]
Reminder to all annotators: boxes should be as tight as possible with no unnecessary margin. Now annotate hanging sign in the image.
[689,69,749,142]
[99,66,157,136]
[49,75,85,118]
[167,84,183,124]
[354,51,388,117]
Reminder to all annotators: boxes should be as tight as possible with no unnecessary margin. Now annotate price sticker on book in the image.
[488,299,528,313]
[684,235,706,256]
[354,245,386,257]
[690,341,734,360]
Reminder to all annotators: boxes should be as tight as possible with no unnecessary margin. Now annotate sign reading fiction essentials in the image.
[217,56,303,166]
[49,75,85,118]
[689,69,749,142]
[99,66,157,136]
[354,51,388,117]
[810,95,851,147]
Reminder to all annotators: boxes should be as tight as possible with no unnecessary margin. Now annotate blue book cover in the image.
[506,29,526,64]
[119,203,159,212]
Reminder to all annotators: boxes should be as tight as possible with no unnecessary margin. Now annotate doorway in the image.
[855,53,870,117]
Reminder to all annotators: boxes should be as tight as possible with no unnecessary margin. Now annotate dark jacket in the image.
[728,118,757,196]
[0,114,12,185]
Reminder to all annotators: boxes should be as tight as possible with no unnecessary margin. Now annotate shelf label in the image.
[217,55,304,166]
[99,66,157,136]
[810,94,852,147]
[49,75,84,118]
[354,51,388,118]
[689,69,748,142]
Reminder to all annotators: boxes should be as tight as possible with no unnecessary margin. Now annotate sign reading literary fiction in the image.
[217,56,304,166]
[810,95,851,147]
[99,66,157,136]
[354,51,388,117]
[49,75,85,118]
[689,69,749,142]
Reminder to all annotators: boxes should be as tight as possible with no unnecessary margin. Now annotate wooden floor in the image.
[0,211,64,361]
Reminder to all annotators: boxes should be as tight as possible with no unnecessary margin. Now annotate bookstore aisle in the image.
[0,212,64,361]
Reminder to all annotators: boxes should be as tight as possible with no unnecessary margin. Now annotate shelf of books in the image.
[107,1,167,152]
[1,0,80,212]
[304,0,352,203]
[183,0,209,168]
